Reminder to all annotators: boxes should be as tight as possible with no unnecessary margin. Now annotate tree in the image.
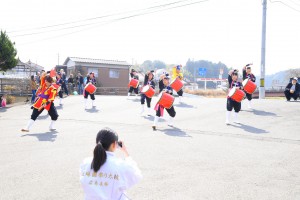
[152,60,166,69]
[140,60,166,72]
[185,59,229,79]
[0,31,18,72]
[286,68,300,80]
[185,59,230,88]
[140,60,152,72]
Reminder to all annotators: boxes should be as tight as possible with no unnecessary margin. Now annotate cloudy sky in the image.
[1,0,300,75]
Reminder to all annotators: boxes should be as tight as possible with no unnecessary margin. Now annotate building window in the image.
[88,68,98,77]
[109,69,120,78]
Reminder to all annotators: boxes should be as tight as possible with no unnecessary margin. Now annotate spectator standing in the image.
[60,69,69,96]
[68,74,74,94]
[76,73,84,95]
[30,75,38,104]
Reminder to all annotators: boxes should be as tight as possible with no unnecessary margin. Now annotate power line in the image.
[9,0,196,35]
[269,0,300,12]
[15,0,210,42]
[18,0,210,46]
[8,0,171,33]
[287,0,300,6]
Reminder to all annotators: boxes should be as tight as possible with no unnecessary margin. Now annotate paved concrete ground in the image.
[0,95,299,200]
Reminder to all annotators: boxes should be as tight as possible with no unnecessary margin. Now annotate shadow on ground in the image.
[175,102,195,108]
[0,107,10,112]
[37,114,49,120]
[56,104,64,110]
[142,115,166,122]
[21,130,58,142]
[160,126,191,137]
[128,98,140,102]
[85,107,100,113]
[286,100,300,103]
[231,123,269,134]
[243,109,278,117]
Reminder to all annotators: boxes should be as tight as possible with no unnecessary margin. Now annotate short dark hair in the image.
[45,75,53,83]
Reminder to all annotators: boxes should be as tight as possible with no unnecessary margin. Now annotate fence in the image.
[0,78,130,96]
[68,85,128,96]
[0,78,31,96]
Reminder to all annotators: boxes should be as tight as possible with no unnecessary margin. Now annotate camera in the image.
[117,141,123,148]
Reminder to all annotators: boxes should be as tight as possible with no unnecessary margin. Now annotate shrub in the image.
[5,95,16,104]
[184,88,227,98]
[4,85,16,91]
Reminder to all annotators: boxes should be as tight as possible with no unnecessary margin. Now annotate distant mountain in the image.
[256,70,289,89]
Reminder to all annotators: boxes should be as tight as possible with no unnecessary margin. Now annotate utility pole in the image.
[193,58,195,83]
[260,0,267,99]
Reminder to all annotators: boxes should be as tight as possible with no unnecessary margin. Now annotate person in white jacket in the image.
[80,128,142,200]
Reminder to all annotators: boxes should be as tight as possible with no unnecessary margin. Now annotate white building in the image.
[0,59,44,78]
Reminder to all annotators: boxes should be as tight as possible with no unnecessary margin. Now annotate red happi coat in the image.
[33,76,57,111]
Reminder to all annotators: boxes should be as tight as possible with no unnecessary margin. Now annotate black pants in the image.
[177,89,183,97]
[62,83,68,95]
[227,98,241,112]
[84,90,95,100]
[58,90,63,98]
[284,90,299,101]
[245,92,252,101]
[31,103,59,121]
[128,87,138,94]
[156,105,176,117]
[141,94,151,107]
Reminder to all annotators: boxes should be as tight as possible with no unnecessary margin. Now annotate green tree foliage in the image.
[185,59,230,88]
[185,59,229,80]
[286,68,300,80]
[153,60,166,69]
[0,31,18,71]
[140,60,166,72]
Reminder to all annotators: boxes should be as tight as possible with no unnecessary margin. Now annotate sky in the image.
[1,0,300,75]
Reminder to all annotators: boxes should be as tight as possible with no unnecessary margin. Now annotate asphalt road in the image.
[0,95,299,200]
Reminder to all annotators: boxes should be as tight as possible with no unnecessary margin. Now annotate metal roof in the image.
[64,57,131,66]
[15,59,44,71]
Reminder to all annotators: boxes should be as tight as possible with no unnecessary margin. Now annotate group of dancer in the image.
[127,65,184,131]
[21,63,261,132]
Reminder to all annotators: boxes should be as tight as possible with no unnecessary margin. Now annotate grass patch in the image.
[184,88,227,98]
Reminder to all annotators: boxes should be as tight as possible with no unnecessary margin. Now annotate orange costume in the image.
[21,74,59,132]
[34,75,57,110]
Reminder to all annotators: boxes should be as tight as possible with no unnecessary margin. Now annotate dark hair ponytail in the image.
[91,143,107,172]
[91,128,118,172]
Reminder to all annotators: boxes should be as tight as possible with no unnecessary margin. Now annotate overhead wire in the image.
[16,0,210,45]
[269,0,300,12]
[10,0,197,36]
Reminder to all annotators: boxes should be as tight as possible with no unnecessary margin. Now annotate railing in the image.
[0,78,31,96]
[66,85,129,96]
[1,78,130,96]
